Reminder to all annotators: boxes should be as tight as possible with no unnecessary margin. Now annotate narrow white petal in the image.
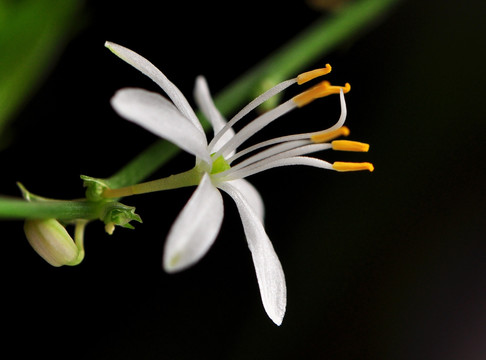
[218,182,286,325]
[193,76,235,154]
[111,88,211,165]
[193,76,226,133]
[105,41,204,133]
[163,173,224,272]
[223,179,265,222]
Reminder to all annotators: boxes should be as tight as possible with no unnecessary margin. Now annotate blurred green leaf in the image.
[0,0,83,149]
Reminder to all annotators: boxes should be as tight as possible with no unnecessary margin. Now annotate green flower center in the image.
[210,154,231,175]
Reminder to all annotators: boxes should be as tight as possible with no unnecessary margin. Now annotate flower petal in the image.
[111,87,211,165]
[218,181,286,325]
[222,179,265,222]
[163,173,224,273]
[105,41,204,133]
[194,76,235,154]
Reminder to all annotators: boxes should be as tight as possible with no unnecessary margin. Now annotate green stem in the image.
[68,219,88,265]
[105,0,401,189]
[0,197,101,220]
[103,167,201,199]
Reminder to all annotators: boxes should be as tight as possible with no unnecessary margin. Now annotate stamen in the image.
[216,143,332,180]
[293,81,351,108]
[208,78,297,153]
[331,140,370,152]
[220,156,334,181]
[332,162,374,172]
[311,126,350,143]
[227,87,348,164]
[226,140,312,174]
[297,64,332,85]
[215,99,296,158]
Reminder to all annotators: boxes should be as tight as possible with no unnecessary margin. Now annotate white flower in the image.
[104,41,373,325]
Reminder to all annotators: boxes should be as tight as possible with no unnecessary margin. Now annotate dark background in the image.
[2,0,486,359]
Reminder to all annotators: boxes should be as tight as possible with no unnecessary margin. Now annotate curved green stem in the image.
[68,219,88,265]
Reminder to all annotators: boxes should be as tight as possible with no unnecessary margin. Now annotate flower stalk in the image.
[102,167,202,199]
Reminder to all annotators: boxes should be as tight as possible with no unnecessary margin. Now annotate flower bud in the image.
[24,219,79,267]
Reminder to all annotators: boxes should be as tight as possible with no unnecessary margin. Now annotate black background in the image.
[2,1,486,359]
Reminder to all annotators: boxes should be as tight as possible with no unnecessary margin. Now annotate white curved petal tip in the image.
[163,251,186,273]
[104,41,120,54]
[273,314,284,326]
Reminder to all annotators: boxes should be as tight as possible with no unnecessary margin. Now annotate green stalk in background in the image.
[0,0,82,149]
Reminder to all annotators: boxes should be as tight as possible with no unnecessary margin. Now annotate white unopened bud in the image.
[24,219,81,267]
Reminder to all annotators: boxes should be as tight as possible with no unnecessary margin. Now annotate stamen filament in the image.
[208,78,297,153]
[332,162,374,172]
[228,88,348,163]
[228,140,310,172]
[297,64,332,84]
[103,168,202,198]
[217,143,332,180]
[215,99,297,158]
[221,156,334,181]
[331,140,370,152]
[227,134,310,164]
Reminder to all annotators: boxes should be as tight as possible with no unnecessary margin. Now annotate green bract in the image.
[102,202,142,235]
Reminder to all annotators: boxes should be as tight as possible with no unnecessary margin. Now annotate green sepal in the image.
[17,182,52,202]
[102,201,142,234]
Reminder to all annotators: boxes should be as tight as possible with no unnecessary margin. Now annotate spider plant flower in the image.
[103,41,373,325]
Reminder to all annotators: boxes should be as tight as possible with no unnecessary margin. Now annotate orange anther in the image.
[297,64,332,85]
[331,140,370,152]
[310,126,350,143]
[332,162,374,172]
